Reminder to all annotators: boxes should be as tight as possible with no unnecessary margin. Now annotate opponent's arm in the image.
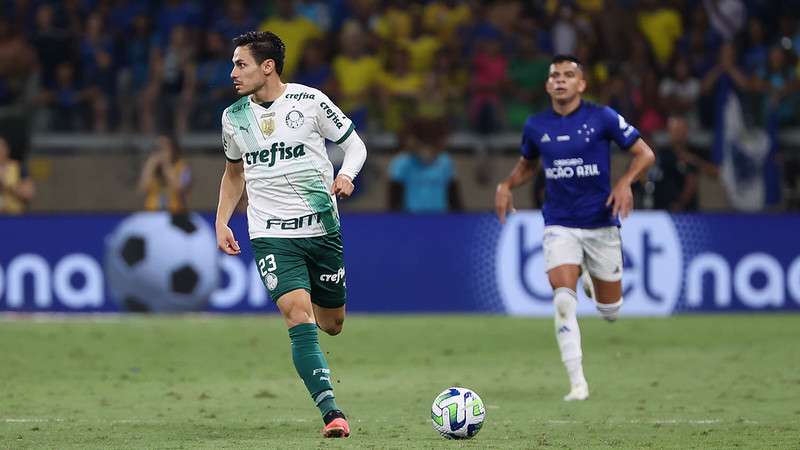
[607,138,656,219]
[495,157,540,224]
[215,161,245,255]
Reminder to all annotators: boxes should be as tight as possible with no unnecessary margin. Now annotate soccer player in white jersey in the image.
[215,31,366,437]
[494,55,655,401]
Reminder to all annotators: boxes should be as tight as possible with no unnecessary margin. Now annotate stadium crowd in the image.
[0,0,799,213]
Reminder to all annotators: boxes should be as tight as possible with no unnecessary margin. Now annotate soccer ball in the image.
[105,212,219,312]
[431,387,486,439]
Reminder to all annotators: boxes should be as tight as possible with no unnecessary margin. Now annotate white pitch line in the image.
[2,418,65,423]
[646,419,722,424]
[541,418,729,425]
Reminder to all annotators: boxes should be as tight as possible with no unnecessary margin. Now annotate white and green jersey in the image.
[221,83,355,239]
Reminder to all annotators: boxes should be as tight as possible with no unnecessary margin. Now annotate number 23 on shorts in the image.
[258,254,276,275]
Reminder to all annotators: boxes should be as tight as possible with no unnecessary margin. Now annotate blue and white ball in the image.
[431,387,486,439]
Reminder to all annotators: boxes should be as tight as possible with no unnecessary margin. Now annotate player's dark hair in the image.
[232,31,286,75]
[551,54,583,71]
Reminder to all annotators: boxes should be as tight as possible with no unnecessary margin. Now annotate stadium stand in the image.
[0,0,799,212]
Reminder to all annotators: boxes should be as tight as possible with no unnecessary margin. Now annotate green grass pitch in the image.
[1,314,799,449]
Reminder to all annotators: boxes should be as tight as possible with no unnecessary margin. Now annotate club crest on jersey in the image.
[577,123,596,142]
[285,110,304,129]
[260,113,275,137]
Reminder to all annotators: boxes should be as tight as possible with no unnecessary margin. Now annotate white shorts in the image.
[542,225,623,282]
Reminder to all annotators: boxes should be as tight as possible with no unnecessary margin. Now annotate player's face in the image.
[546,62,586,103]
[230,46,267,96]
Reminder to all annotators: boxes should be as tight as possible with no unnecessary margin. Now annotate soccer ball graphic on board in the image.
[105,212,219,312]
[431,387,486,439]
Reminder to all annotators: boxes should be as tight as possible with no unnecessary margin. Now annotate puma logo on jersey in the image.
[239,125,250,132]
[243,142,306,167]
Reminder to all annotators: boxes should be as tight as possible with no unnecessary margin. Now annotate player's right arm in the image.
[495,157,540,224]
[495,118,541,224]
[216,113,245,255]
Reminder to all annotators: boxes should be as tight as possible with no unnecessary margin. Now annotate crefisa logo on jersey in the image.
[285,92,315,101]
[243,142,306,167]
[285,110,304,129]
[494,212,682,316]
[319,102,344,129]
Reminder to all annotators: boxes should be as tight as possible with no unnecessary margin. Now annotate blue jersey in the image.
[521,101,640,228]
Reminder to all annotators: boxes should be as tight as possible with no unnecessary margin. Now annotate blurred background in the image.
[1,0,799,315]
[0,0,798,214]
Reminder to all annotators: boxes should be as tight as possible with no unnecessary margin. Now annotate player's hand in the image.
[606,180,634,219]
[331,174,354,199]
[495,183,516,224]
[216,223,241,255]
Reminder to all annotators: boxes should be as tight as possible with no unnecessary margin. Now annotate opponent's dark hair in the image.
[551,54,583,70]
[232,31,286,75]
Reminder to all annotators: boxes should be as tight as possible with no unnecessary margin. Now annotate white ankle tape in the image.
[596,298,623,319]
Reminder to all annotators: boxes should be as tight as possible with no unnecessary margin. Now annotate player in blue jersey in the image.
[494,55,655,401]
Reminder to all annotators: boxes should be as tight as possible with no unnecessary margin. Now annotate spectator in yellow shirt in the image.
[637,0,683,68]
[138,134,192,213]
[331,21,381,129]
[423,0,472,43]
[377,47,423,132]
[405,9,441,74]
[260,0,321,79]
[373,1,413,44]
[0,137,34,214]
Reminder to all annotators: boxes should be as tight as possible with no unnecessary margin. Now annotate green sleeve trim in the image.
[334,123,355,144]
[225,156,242,163]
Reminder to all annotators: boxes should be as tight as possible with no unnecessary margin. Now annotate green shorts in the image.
[251,231,346,308]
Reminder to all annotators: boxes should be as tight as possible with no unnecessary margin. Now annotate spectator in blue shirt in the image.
[293,39,333,92]
[388,119,462,213]
[189,32,236,130]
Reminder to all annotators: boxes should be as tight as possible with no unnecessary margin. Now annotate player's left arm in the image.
[607,138,656,218]
[602,106,655,219]
[315,93,367,199]
[331,131,367,199]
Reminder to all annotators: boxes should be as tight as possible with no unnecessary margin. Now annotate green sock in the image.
[288,323,338,416]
